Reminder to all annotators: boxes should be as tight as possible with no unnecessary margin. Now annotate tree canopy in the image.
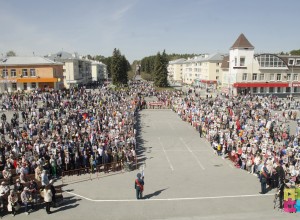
[111,48,130,85]
[6,50,16,57]
[153,50,169,87]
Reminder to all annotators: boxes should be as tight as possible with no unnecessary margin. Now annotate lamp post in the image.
[2,58,8,93]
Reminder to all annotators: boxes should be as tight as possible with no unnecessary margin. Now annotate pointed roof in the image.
[230,33,254,49]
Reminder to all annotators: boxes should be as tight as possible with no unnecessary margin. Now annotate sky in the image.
[0,0,300,63]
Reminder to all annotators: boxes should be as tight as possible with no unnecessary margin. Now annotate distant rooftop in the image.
[0,56,62,66]
[45,51,80,60]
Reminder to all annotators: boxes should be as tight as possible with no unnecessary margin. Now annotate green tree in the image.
[153,50,169,87]
[111,48,129,85]
[290,49,300,56]
[6,50,16,57]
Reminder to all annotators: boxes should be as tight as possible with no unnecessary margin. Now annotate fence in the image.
[61,160,137,184]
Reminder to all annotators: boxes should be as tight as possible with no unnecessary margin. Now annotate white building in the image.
[180,53,223,88]
[91,61,107,82]
[167,58,186,82]
[221,34,300,96]
[46,51,92,89]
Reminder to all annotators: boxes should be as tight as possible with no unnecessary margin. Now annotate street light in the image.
[2,58,8,93]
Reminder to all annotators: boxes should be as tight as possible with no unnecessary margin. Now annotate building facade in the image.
[46,52,92,89]
[222,34,300,96]
[167,58,186,82]
[0,56,64,93]
[91,61,107,82]
[170,53,223,88]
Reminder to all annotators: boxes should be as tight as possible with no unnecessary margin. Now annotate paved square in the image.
[8,109,299,219]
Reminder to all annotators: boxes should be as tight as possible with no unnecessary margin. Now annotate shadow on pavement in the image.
[51,196,81,213]
[143,188,168,199]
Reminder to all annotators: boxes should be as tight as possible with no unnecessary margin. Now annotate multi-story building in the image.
[0,56,64,93]
[179,53,223,88]
[91,61,107,82]
[221,33,300,96]
[46,51,92,89]
[167,58,186,82]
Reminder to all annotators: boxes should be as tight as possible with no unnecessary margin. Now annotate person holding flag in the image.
[134,173,144,199]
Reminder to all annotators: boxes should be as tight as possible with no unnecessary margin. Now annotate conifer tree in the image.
[154,50,169,87]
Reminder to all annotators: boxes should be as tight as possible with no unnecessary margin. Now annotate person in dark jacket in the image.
[276,161,286,209]
[134,173,144,199]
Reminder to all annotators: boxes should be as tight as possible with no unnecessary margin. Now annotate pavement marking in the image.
[64,191,274,202]
[158,137,174,171]
[180,137,205,170]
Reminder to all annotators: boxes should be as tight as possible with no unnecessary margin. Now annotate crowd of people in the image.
[0,81,151,216]
[1,79,300,214]
[171,89,300,208]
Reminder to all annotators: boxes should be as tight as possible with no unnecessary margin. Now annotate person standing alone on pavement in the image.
[135,173,144,199]
[43,185,53,214]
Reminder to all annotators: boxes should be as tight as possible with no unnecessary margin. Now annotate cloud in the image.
[111,1,137,21]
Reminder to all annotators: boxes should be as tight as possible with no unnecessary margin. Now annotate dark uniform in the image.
[134,173,144,199]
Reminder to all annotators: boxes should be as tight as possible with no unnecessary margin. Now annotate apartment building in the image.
[46,51,92,89]
[221,34,300,96]
[179,53,223,88]
[91,61,107,82]
[0,56,64,92]
[167,58,186,82]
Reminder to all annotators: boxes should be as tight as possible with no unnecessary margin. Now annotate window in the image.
[2,69,8,77]
[269,87,274,93]
[234,57,237,66]
[276,74,281,81]
[296,59,300,66]
[270,74,275,81]
[286,87,291,93]
[277,87,281,93]
[294,87,298,93]
[242,73,247,81]
[288,59,295,66]
[252,73,257,81]
[12,83,17,91]
[287,74,291,81]
[260,87,264,93]
[293,74,298,81]
[30,69,36,77]
[257,54,287,68]
[22,69,28,77]
[240,57,245,66]
[23,83,27,90]
[253,87,257,93]
[11,69,16,77]
[31,82,37,89]
[259,74,264,81]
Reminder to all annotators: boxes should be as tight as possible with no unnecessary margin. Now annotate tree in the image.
[111,48,129,85]
[6,50,16,57]
[153,50,169,87]
[290,49,300,56]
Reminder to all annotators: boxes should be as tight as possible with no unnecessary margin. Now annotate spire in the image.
[230,33,254,49]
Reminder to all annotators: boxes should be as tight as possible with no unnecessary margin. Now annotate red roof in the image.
[233,82,288,88]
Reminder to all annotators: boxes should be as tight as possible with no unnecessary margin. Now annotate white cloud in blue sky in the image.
[1,0,300,62]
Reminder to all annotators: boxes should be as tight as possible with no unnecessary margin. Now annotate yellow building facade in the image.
[0,56,64,92]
